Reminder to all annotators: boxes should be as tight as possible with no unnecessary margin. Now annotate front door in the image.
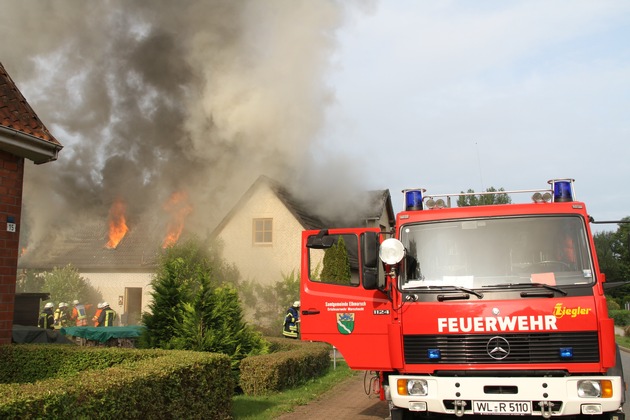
[124,287,143,325]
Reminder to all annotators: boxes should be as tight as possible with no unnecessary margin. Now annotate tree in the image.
[140,256,189,348]
[596,218,630,282]
[238,270,300,336]
[320,236,351,285]
[595,230,624,282]
[596,217,630,309]
[457,187,511,207]
[17,264,102,310]
[140,237,268,373]
[16,269,45,293]
[612,217,630,281]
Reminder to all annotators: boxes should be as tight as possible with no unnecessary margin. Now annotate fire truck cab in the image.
[300,179,625,419]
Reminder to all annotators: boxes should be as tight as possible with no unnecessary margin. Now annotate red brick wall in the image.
[0,150,24,345]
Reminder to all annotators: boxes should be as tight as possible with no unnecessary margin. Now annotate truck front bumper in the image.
[388,374,624,417]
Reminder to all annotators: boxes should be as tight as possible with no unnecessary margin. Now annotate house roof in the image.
[358,188,396,228]
[211,175,395,238]
[0,62,63,163]
[210,175,326,239]
[19,175,395,272]
[18,219,162,272]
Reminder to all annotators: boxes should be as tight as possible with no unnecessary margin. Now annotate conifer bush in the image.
[320,236,351,285]
[140,238,268,376]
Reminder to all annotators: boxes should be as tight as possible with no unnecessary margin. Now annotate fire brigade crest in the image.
[337,313,355,335]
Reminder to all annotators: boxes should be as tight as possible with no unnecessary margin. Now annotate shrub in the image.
[320,236,351,285]
[608,297,621,311]
[141,238,267,384]
[239,338,330,396]
[0,345,232,419]
[238,270,300,335]
[609,309,630,327]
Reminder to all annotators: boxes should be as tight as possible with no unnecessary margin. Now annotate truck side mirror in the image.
[306,230,336,249]
[362,232,379,268]
[362,231,379,290]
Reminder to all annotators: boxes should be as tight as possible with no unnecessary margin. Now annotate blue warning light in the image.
[427,349,441,360]
[559,347,574,359]
[404,189,425,211]
[550,179,575,202]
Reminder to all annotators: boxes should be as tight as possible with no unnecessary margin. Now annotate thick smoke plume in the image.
[0,0,371,250]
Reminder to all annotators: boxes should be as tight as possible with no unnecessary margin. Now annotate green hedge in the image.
[609,309,630,327]
[0,345,232,419]
[239,338,330,396]
[0,344,157,384]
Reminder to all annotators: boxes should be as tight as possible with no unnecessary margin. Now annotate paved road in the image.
[274,371,389,420]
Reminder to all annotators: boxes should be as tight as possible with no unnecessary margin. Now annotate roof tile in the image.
[0,62,61,146]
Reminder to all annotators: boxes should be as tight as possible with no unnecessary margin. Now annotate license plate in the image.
[473,400,532,415]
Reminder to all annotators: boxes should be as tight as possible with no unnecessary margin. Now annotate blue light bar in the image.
[403,189,425,211]
[427,349,441,360]
[559,347,573,359]
[549,179,575,202]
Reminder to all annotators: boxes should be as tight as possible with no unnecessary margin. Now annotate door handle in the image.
[302,309,320,315]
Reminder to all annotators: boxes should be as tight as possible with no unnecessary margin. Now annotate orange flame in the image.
[105,197,129,249]
[162,190,192,248]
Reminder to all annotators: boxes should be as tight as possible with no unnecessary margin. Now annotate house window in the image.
[253,218,273,245]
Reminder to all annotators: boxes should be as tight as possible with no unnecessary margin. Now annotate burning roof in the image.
[18,217,165,272]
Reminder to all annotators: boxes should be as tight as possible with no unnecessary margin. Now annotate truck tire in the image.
[390,407,413,420]
[606,344,626,405]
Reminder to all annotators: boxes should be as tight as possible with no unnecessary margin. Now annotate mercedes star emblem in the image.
[486,336,510,360]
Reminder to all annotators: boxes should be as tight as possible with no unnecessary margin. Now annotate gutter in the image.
[0,125,63,164]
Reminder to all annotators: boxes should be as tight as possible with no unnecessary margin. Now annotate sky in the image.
[1,0,629,250]
[322,1,630,228]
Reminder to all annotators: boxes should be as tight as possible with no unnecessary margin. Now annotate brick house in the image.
[0,62,63,344]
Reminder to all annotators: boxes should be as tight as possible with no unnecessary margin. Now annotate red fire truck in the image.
[300,179,625,419]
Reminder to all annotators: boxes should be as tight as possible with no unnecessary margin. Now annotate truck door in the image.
[300,228,394,370]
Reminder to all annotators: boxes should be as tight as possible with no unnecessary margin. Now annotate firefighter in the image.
[97,302,117,327]
[54,302,70,328]
[92,303,104,327]
[38,302,55,330]
[282,301,300,339]
[71,299,89,326]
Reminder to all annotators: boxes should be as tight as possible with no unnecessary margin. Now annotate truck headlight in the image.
[398,379,428,396]
[577,380,613,398]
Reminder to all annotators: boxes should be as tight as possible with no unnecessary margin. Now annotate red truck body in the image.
[300,179,625,419]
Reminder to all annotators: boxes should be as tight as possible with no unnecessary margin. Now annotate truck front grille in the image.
[403,332,599,364]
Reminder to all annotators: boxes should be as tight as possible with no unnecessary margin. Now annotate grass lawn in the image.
[616,333,630,349]
[232,360,356,419]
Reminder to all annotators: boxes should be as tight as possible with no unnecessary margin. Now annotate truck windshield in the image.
[399,215,594,290]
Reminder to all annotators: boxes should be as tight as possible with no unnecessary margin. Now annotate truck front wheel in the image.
[390,406,414,420]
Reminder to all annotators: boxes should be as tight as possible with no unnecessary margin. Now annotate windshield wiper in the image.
[414,285,484,299]
[483,282,567,296]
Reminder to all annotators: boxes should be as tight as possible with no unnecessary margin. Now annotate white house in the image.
[211,175,395,285]
[18,175,395,323]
